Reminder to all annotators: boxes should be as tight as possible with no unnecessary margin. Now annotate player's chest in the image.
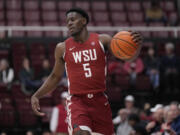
[67,47,99,64]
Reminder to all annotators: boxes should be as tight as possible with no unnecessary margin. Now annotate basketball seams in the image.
[111,40,121,58]
[113,37,137,49]
[114,39,132,57]
[115,40,136,54]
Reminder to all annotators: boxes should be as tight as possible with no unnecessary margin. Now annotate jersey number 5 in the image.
[83,63,92,78]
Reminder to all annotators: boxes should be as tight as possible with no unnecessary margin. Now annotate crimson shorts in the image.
[66,92,114,135]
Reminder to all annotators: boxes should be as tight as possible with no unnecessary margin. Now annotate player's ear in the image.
[82,17,87,25]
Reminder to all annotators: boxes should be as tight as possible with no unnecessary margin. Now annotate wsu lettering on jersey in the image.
[64,33,106,95]
[72,49,97,63]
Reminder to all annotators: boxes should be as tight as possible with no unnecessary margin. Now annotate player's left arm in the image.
[99,32,143,61]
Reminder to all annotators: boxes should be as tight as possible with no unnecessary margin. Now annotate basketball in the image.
[110,31,138,60]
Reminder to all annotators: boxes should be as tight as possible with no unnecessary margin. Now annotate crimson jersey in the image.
[64,33,106,95]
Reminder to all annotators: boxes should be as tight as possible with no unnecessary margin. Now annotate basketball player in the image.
[31,8,143,135]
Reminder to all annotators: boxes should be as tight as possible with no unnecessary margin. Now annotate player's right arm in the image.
[31,42,65,116]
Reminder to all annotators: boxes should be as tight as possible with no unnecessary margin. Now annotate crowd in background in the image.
[108,42,180,93]
[0,42,179,95]
[113,95,180,135]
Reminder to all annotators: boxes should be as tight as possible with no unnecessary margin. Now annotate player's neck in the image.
[73,28,89,44]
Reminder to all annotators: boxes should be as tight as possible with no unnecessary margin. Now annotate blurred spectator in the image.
[50,91,68,135]
[116,109,133,135]
[160,43,179,93]
[145,1,167,24]
[146,104,164,134]
[130,125,147,135]
[128,114,147,135]
[144,47,160,89]
[124,95,138,114]
[19,58,41,94]
[0,59,14,86]
[124,58,144,86]
[113,95,138,125]
[0,132,7,135]
[37,59,51,81]
[169,102,180,134]
[140,102,153,122]
[42,130,51,135]
[26,130,35,135]
[161,107,176,135]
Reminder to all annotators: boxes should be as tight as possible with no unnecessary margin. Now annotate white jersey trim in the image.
[65,63,70,94]
[79,125,92,133]
[66,95,72,135]
[99,41,105,53]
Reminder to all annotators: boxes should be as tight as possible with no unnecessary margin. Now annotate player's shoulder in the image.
[55,42,65,56]
[99,34,112,40]
[98,34,112,45]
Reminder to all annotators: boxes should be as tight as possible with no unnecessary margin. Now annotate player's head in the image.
[66,8,89,36]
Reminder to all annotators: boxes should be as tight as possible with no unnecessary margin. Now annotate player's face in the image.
[66,12,86,36]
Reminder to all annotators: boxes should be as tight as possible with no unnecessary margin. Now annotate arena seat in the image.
[96,22,112,26]
[25,21,42,26]
[0,105,15,127]
[7,10,22,21]
[131,22,147,26]
[45,31,62,37]
[0,21,5,26]
[7,21,24,26]
[27,31,43,37]
[40,97,53,107]
[109,1,124,11]
[18,109,38,127]
[24,11,40,21]
[149,22,165,26]
[92,1,107,11]
[115,75,130,90]
[58,11,67,24]
[43,22,59,26]
[41,107,53,123]
[30,43,45,54]
[42,1,56,11]
[142,1,151,10]
[58,1,73,11]
[168,12,178,24]
[75,1,90,11]
[24,0,39,11]
[93,12,109,22]
[125,1,141,11]
[128,12,144,22]
[12,43,27,73]
[106,86,122,102]
[0,11,4,21]
[152,31,169,38]
[139,31,151,38]
[113,22,130,26]
[111,12,127,23]
[175,44,180,56]
[0,50,9,60]
[42,11,57,22]
[135,75,151,91]
[164,1,175,12]
[6,0,22,10]
[0,84,8,94]
[0,1,4,10]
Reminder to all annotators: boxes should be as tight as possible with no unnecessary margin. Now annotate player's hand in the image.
[130,31,143,46]
[31,96,45,117]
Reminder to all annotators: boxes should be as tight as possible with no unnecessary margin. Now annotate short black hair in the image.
[66,8,89,24]
[128,113,140,123]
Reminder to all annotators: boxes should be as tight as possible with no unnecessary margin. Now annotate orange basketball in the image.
[110,31,138,60]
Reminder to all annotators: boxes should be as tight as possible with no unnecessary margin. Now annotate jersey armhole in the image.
[99,41,105,53]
